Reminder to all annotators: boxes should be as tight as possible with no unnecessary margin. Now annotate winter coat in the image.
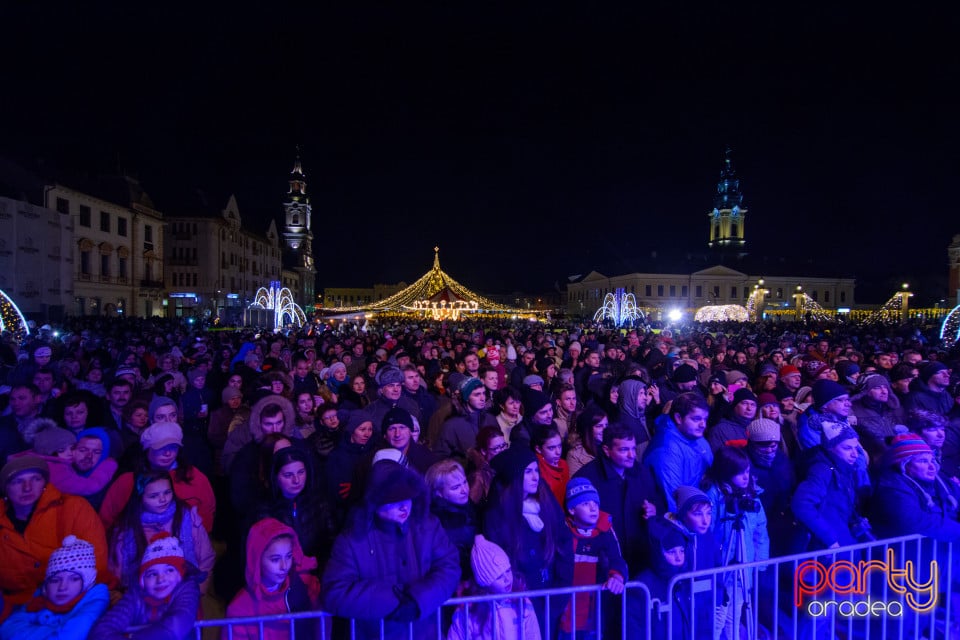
[98,468,216,534]
[222,394,296,473]
[224,519,321,640]
[403,386,438,428]
[560,511,628,633]
[466,447,495,507]
[904,379,953,416]
[0,485,111,616]
[851,395,905,461]
[573,455,665,575]
[705,484,770,570]
[446,598,541,640]
[251,488,335,568]
[91,566,203,640]
[617,379,651,448]
[355,396,422,439]
[321,471,460,640]
[645,414,714,512]
[707,414,751,452]
[8,450,117,509]
[536,454,570,508]
[434,410,497,460]
[868,470,960,542]
[791,448,863,549]
[564,435,595,477]
[746,447,799,556]
[0,583,109,640]
[429,497,478,579]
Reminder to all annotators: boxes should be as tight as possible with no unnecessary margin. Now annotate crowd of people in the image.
[0,314,958,639]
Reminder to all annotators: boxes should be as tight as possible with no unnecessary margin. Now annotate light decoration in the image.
[323,247,539,318]
[249,281,307,330]
[746,287,769,322]
[940,305,960,348]
[861,290,912,325]
[406,300,479,321]
[694,304,749,323]
[0,289,30,342]
[592,288,643,327]
[795,293,832,322]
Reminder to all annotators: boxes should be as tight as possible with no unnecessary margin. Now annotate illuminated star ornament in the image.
[0,289,30,343]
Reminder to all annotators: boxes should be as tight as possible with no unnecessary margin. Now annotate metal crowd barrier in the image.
[666,533,957,640]
[193,535,957,640]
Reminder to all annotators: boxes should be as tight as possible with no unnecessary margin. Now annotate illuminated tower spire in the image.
[281,147,316,307]
[707,146,748,252]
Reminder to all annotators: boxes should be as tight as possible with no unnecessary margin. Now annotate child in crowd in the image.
[559,478,627,640]
[91,534,202,640]
[0,536,109,640]
[110,471,215,593]
[446,535,540,640]
[224,518,321,640]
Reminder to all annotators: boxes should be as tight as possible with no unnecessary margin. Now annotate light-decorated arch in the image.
[0,289,30,342]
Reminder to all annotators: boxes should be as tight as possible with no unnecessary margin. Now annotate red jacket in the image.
[537,454,570,509]
[0,485,112,620]
[99,468,216,533]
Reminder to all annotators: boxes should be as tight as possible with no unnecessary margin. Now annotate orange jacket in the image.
[0,485,111,620]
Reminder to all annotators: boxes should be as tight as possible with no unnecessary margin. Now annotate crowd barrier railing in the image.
[666,533,957,640]
[193,534,956,640]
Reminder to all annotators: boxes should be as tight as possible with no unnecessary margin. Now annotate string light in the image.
[0,289,29,343]
[593,288,643,326]
[861,290,912,325]
[249,281,307,330]
[794,293,833,322]
[323,247,541,319]
[940,305,960,347]
[694,304,749,322]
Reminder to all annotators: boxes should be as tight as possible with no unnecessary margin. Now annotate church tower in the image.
[282,151,316,308]
[948,235,960,304]
[707,147,747,253]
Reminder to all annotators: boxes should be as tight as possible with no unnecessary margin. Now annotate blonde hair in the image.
[425,459,466,497]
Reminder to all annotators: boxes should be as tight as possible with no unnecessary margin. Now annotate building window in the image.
[80,251,91,277]
[731,223,738,236]
[776,287,783,299]
[713,285,720,298]
[645,285,652,297]
[657,285,664,297]
[117,217,127,237]
[79,205,91,227]
[681,285,688,297]
[101,254,110,279]
[118,257,127,279]
[824,291,830,303]
[732,287,738,299]
[840,291,846,303]
[144,225,154,249]
[695,285,702,298]
[55,198,69,214]
[192,273,198,286]
[100,211,110,232]
[669,285,676,297]
[811,290,818,302]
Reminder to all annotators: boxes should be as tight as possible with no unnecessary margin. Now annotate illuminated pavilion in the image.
[321,248,543,321]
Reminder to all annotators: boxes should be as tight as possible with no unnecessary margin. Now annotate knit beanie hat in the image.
[756,392,778,408]
[674,485,710,516]
[522,389,551,418]
[523,374,545,388]
[344,413,373,436]
[377,366,404,387]
[919,361,948,384]
[139,534,186,585]
[506,345,518,361]
[732,388,758,407]
[672,364,698,384]
[823,424,859,449]
[46,535,97,591]
[884,433,933,469]
[747,418,781,443]
[221,386,243,403]
[857,373,891,393]
[890,366,917,383]
[803,358,831,381]
[485,346,500,362]
[490,445,538,487]
[724,370,748,386]
[565,477,600,510]
[811,379,848,411]
[148,396,178,423]
[329,362,347,378]
[32,421,77,456]
[459,376,484,399]
[835,361,860,383]
[470,535,512,588]
[381,407,414,435]
[140,421,183,450]
[778,365,801,380]
[1,455,49,488]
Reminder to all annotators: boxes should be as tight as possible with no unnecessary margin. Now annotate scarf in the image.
[26,590,86,614]
[143,593,173,622]
[749,444,777,469]
[522,498,544,532]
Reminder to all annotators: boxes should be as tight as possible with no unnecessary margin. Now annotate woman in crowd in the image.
[426,459,477,583]
[466,425,507,507]
[323,413,376,530]
[565,406,607,476]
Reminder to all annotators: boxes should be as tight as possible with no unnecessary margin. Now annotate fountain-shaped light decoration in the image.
[249,281,307,331]
[593,288,643,327]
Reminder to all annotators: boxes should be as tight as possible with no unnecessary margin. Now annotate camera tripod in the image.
[717,509,757,640]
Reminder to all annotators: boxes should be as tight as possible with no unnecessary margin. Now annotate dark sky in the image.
[3,5,959,303]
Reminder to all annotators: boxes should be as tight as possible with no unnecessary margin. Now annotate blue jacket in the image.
[791,448,861,549]
[868,470,960,542]
[1,584,108,640]
[705,484,770,568]
[645,414,713,512]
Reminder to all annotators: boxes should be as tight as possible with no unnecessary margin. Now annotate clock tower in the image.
[707,147,747,253]
[282,152,316,308]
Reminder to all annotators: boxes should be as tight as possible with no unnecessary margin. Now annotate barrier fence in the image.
[194,534,958,640]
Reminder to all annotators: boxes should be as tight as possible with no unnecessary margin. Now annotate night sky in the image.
[3,5,959,304]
